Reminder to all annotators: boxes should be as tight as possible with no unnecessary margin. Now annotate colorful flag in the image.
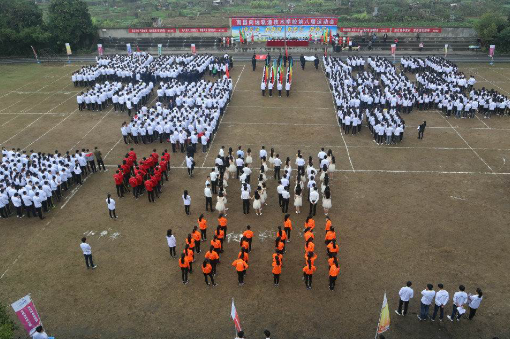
[489,45,496,57]
[376,293,391,335]
[231,299,242,333]
[158,44,162,56]
[126,43,132,55]
[226,64,230,79]
[97,44,103,56]
[65,43,72,55]
[30,45,38,60]
[11,295,42,336]
[391,44,396,56]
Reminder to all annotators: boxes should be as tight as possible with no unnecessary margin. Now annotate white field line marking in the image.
[436,111,493,172]
[23,109,79,151]
[104,137,123,160]
[221,121,334,127]
[227,105,330,110]
[235,89,330,93]
[0,253,23,280]
[103,164,510,175]
[1,81,76,144]
[68,107,114,151]
[0,112,65,115]
[0,79,43,100]
[1,115,19,127]
[60,176,89,209]
[20,72,75,113]
[201,65,246,167]
[323,66,355,172]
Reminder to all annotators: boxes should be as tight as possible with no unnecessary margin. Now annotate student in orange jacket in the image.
[205,246,219,275]
[183,245,194,273]
[198,214,207,241]
[240,237,250,252]
[192,226,201,253]
[232,257,248,285]
[305,238,315,253]
[202,259,216,286]
[215,225,225,252]
[303,259,316,289]
[304,228,314,242]
[325,216,332,231]
[305,251,317,266]
[272,256,282,286]
[275,237,285,253]
[329,257,340,291]
[325,226,336,245]
[284,214,292,242]
[211,236,222,255]
[186,234,196,253]
[242,225,254,252]
[218,213,228,234]
[238,248,249,263]
[179,253,190,284]
[327,239,339,258]
[305,216,315,231]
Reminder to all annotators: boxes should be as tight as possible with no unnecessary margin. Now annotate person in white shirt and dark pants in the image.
[468,288,483,320]
[309,188,319,217]
[418,284,435,321]
[204,184,213,212]
[166,229,177,258]
[448,285,468,322]
[106,193,117,219]
[183,190,191,215]
[396,281,414,316]
[80,237,97,269]
[431,283,449,321]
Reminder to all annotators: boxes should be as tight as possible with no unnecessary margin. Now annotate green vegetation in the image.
[0,301,16,339]
[0,0,97,56]
[32,0,510,28]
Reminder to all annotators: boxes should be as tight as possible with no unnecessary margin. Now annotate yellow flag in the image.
[377,293,390,334]
[65,43,72,55]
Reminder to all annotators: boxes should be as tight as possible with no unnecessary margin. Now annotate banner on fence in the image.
[339,27,442,33]
[179,28,228,33]
[158,44,162,56]
[65,43,72,55]
[11,295,42,336]
[489,45,496,57]
[129,28,176,33]
[231,16,337,42]
[97,44,103,56]
[126,43,132,55]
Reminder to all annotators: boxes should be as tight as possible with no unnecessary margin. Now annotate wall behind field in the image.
[98,27,477,40]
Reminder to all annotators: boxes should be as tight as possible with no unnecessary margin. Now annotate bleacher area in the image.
[99,35,480,54]
[101,37,221,51]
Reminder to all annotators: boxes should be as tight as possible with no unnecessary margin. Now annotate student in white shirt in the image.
[80,237,97,269]
[448,285,468,322]
[182,190,191,215]
[396,281,414,316]
[468,288,483,320]
[418,283,436,321]
[204,183,213,212]
[32,325,49,339]
[106,193,117,219]
[166,229,177,258]
[431,283,449,321]
[309,188,319,217]
[186,156,194,178]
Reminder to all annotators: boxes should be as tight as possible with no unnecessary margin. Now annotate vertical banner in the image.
[97,44,103,56]
[391,43,396,63]
[230,298,242,333]
[444,44,448,57]
[11,295,42,336]
[375,293,390,337]
[191,43,196,54]
[126,43,132,55]
[30,45,39,63]
[65,43,72,55]
[157,44,162,56]
[489,45,495,57]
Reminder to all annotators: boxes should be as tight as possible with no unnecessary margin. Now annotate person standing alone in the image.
[80,237,97,269]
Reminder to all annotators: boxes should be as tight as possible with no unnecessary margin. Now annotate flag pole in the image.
[232,298,237,337]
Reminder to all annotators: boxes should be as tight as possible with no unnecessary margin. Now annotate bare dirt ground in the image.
[1,59,510,339]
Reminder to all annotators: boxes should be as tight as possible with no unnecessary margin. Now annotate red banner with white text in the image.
[178,28,228,33]
[231,17,338,26]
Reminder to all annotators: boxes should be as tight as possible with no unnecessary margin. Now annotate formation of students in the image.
[1,147,104,220]
[395,281,484,322]
[120,77,232,147]
[112,148,170,203]
[176,213,228,286]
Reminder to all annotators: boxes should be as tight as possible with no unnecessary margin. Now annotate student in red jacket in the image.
[145,179,155,202]
[129,176,138,199]
[114,170,124,198]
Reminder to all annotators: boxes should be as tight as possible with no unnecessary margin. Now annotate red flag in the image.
[285,45,288,58]
[225,64,230,79]
[251,34,254,42]
[324,47,327,57]
[136,45,140,52]
[231,299,242,332]
[309,33,312,41]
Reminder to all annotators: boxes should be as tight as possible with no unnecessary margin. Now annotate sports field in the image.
[1,59,509,339]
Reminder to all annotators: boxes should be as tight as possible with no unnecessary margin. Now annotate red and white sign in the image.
[128,28,177,33]
[391,44,396,56]
[255,54,267,60]
[340,27,442,33]
[11,295,42,336]
[489,45,495,57]
[231,299,242,332]
[179,27,228,33]
[231,17,338,26]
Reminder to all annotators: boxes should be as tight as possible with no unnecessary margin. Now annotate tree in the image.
[0,0,50,56]
[496,26,510,52]
[474,12,507,46]
[47,0,97,52]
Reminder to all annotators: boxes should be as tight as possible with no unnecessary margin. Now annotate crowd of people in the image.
[111,148,170,203]
[1,147,104,220]
[396,281,484,322]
